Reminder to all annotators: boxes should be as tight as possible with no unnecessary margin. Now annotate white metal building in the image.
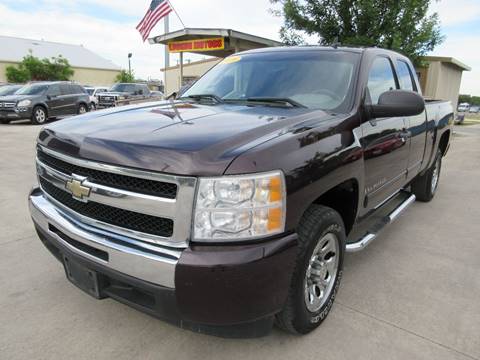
[0,36,121,86]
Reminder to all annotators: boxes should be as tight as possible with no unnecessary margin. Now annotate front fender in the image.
[225,115,364,231]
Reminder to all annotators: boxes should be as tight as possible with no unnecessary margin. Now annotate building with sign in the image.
[150,28,283,94]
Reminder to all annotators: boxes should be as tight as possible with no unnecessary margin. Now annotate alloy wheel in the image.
[304,232,340,312]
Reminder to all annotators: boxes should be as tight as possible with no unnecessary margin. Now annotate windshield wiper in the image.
[226,97,306,108]
[181,94,224,104]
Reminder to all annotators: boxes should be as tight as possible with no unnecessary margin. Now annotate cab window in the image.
[396,60,416,92]
[367,57,397,104]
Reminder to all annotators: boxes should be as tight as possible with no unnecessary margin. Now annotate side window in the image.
[142,85,150,95]
[367,57,397,104]
[60,84,73,95]
[396,60,415,92]
[73,85,85,94]
[47,84,61,96]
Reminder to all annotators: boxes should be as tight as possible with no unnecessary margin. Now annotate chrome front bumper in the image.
[29,189,180,288]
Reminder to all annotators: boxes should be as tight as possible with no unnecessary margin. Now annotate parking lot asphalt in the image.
[0,120,479,360]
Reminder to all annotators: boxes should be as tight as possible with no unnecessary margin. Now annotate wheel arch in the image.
[309,178,360,236]
[33,103,49,118]
[438,129,451,156]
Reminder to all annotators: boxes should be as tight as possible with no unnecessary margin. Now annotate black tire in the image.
[31,106,48,125]
[77,103,88,115]
[276,205,345,334]
[411,149,442,202]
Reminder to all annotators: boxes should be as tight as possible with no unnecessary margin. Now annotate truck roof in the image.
[239,45,408,59]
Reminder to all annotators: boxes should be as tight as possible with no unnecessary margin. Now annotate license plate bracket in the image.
[63,256,102,299]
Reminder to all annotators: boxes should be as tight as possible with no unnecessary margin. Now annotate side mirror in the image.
[167,92,178,100]
[138,89,144,95]
[46,95,51,100]
[367,90,425,118]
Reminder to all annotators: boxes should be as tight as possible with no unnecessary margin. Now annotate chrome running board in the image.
[346,194,416,253]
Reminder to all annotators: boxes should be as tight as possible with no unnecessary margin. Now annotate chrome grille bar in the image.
[36,146,197,248]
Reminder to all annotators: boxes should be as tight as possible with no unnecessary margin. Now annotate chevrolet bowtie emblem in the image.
[65,175,91,201]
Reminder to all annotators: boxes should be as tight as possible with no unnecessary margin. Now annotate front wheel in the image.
[90,102,96,111]
[31,106,47,125]
[411,149,442,202]
[77,103,88,115]
[276,205,345,334]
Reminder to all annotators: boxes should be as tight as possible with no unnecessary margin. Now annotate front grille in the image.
[99,97,115,103]
[37,149,177,199]
[39,177,174,238]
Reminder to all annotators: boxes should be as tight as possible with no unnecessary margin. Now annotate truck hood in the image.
[38,101,334,176]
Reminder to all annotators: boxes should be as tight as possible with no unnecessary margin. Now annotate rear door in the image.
[361,56,410,209]
[45,84,63,116]
[395,59,427,182]
[59,84,76,115]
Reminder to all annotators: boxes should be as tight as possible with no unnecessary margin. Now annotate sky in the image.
[0,0,479,95]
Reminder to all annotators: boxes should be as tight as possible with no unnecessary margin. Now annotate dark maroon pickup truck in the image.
[29,46,453,337]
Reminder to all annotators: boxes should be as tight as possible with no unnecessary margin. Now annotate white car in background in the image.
[84,86,109,110]
[458,103,470,112]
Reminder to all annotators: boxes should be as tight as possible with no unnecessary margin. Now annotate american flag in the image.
[137,0,173,41]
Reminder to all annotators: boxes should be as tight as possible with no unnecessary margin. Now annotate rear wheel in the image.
[31,106,47,125]
[276,205,345,334]
[411,149,442,202]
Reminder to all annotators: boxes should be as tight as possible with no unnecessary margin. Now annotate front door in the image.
[361,56,410,210]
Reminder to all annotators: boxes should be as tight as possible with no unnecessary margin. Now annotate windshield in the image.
[182,50,360,111]
[85,88,94,95]
[16,84,48,95]
[110,84,135,93]
[0,85,22,96]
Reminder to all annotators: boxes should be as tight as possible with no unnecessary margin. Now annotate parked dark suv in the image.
[97,83,152,108]
[0,82,90,125]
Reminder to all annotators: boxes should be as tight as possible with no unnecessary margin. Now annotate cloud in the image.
[430,0,480,26]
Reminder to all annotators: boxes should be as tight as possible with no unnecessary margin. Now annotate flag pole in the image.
[164,14,169,94]
[167,0,185,29]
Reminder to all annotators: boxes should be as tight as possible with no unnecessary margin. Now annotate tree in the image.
[270,0,444,65]
[115,70,135,83]
[459,94,480,106]
[5,66,30,83]
[5,52,74,82]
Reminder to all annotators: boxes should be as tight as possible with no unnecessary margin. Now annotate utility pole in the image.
[128,53,132,78]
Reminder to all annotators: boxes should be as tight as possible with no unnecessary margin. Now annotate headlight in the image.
[193,171,286,242]
[17,100,31,107]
